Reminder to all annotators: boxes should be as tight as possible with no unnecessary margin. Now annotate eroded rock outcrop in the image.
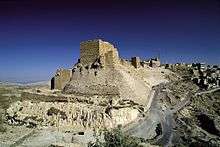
[6,99,141,129]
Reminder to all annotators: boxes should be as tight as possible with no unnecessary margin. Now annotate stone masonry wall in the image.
[80,39,119,67]
[51,69,72,90]
[64,67,120,96]
[131,57,141,68]
[99,40,119,67]
[80,40,100,65]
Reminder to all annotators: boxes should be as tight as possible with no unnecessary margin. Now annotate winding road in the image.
[124,83,193,147]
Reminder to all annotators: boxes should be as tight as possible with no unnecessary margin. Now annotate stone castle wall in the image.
[63,68,120,95]
[131,57,141,68]
[51,69,72,90]
[99,40,119,66]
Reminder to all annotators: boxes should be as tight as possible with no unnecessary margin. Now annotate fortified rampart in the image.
[51,69,72,90]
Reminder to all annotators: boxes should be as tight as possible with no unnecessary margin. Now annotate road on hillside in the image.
[195,87,220,96]
[125,83,192,147]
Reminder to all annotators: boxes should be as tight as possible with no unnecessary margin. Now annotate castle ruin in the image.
[51,39,161,105]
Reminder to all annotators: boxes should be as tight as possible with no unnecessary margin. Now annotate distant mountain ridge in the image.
[0,80,50,86]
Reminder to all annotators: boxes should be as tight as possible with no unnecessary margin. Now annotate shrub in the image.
[90,125,142,147]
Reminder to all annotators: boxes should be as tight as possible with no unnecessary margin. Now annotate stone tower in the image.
[80,39,119,67]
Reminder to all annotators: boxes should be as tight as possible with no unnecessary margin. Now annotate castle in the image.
[51,39,120,90]
[51,39,160,105]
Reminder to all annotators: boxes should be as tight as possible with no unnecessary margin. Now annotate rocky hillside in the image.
[160,72,220,146]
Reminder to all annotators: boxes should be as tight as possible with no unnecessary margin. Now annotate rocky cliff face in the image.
[6,99,141,130]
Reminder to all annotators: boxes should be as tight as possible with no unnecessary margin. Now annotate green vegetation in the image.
[90,126,143,147]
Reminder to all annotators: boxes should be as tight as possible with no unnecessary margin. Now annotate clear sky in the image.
[0,0,220,82]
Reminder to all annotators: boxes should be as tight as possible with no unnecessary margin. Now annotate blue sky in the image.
[0,0,220,82]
